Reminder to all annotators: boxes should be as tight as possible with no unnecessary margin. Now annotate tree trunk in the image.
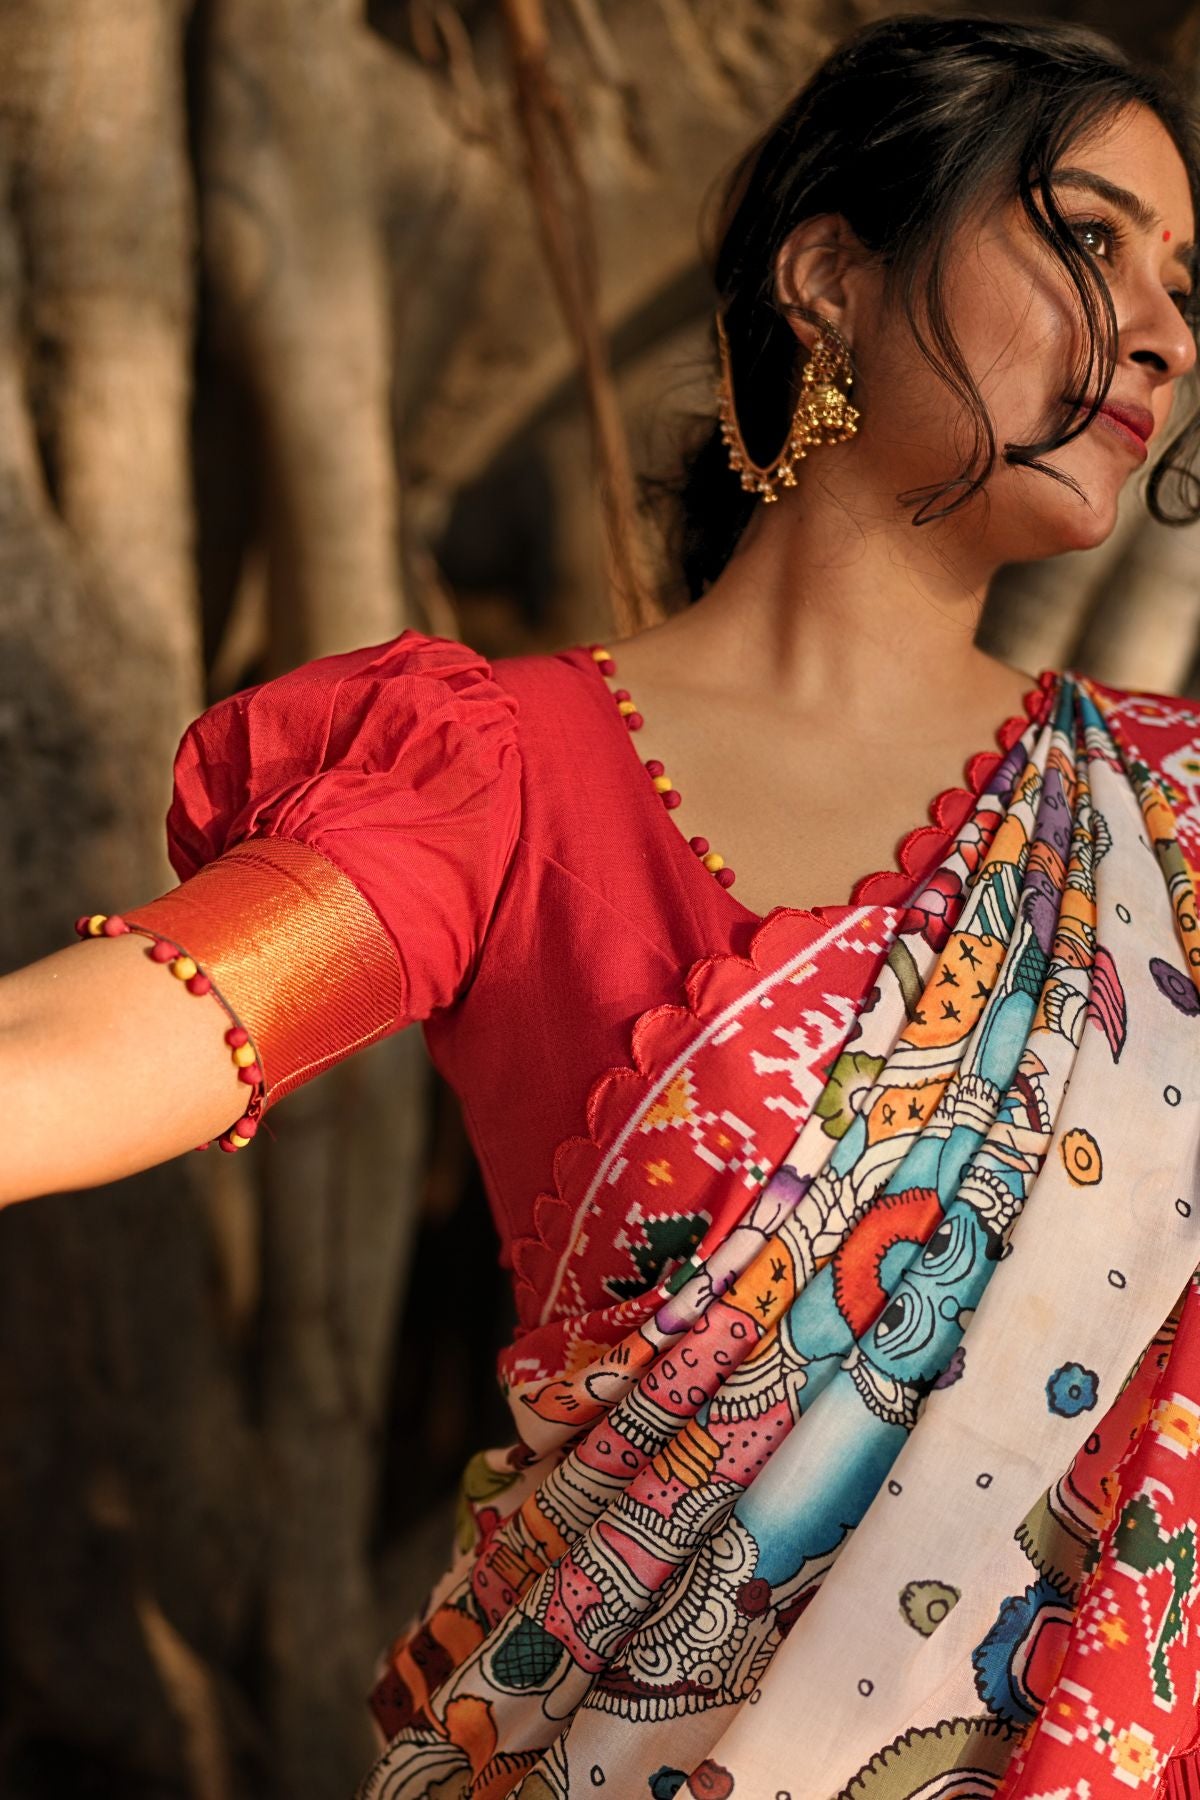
[0,4,265,1794]
[3,2,1200,1794]
[196,3,432,1791]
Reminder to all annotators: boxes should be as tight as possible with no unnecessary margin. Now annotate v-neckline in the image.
[566,643,1062,926]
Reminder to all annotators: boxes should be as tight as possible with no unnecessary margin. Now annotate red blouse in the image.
[97,631,1200,1318]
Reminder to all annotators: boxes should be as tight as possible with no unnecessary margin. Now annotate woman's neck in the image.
[647,484,1031,726]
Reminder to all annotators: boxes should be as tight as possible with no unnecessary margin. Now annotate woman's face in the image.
[833,102,1199,562]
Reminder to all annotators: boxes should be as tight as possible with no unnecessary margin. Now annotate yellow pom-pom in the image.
[703,851,725,873]
[617,699,636,716]
[87,914,107,936]
[170,956,198,981]
[232,1043,257,1068]
[652,774,672,793]
[590,646,610,661]
[229,1131,250,1149]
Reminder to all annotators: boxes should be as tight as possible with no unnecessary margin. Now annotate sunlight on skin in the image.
[619,101,1199,728]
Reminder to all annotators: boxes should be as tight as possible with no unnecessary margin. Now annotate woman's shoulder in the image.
[335,626,616,726]
[164,624,615,940]
[488,634,639,763]
[489,633,608,694]
[180,627,523,758]
[254,624,519,711]
[166,624,529,940]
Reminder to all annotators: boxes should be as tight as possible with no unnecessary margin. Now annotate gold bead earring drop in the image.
[715,304,861,502]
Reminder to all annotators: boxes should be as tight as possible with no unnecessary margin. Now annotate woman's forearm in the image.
[0,935,248,1204]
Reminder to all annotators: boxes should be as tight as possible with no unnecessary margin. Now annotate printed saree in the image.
[359,668,1200,1800]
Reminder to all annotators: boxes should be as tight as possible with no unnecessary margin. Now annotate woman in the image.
[5,10,1200,1796]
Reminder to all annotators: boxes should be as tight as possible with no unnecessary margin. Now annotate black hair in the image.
[640,10,1200,605]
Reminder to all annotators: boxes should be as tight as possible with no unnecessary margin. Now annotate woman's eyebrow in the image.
[1053,165,1198,278]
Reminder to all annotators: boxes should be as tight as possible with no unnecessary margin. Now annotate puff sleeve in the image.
[75,630,522,1140]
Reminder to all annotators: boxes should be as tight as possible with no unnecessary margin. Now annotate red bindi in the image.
[1164,228,1172,241]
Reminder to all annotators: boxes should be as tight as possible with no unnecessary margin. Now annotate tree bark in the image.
[3,2,1200,1794]
[0,4,265,1794]
[197,3,426,1789]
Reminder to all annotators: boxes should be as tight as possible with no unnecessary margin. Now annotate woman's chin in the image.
[1053,493,1124,555]
[1051,446,1141,552]
[1015,471,1125,557]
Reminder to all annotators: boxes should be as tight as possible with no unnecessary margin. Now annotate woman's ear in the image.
[772,212,868,350]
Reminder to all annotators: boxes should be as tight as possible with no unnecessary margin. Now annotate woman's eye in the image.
[1072,218,1113,259]
[1070,215,1194,316]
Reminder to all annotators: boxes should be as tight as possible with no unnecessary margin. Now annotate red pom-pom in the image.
[194,1141,211,1152]
[716,867,737,888]
[614,688,630,702]
[218,1136,239,1153]
[663,789,682,808]
[598,657,617,676]
[625,712,644,730]
[149,939,176,963]
[186,972,212,996]
[101,915,129,936]
[74,915,91,937]
[224,1025,249,1048]
[689,836,709,855]
[234,1114,259,1139]
[237,1062,262,1085]
[645,759,665,777]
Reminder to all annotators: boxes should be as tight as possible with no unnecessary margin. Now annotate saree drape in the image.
[360,669,1200,1800]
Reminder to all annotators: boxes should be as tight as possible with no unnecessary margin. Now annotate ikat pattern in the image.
[358,671,1200,1800]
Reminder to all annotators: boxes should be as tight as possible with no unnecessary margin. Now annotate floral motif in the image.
[1046,1362,1099,1417]
[902,867,965,951]
[503,905,891,1365]
[972,1576,1075,1724]
[933,1343,966,1389]
[815,1048,887,1140]
[735,1577,772,1617]
[1059,1128,1103,1186]
[899,1578,961,1636]
[359,665,1200,1800]
[1109,1723,1161,1783]
[1150,954,1200,1016]
[687,1762,735,1800]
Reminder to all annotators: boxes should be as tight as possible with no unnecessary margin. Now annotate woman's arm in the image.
[0,628,527,1209]
[0,934,249,1204]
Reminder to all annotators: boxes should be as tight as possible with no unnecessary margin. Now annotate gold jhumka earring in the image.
[715,304,861,501]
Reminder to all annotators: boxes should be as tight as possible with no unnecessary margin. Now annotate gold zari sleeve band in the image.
[116,836,406,1110]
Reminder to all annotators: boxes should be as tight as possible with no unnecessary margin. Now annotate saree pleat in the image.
[1166,1747,1200,1799]
[360,671,1200,1800]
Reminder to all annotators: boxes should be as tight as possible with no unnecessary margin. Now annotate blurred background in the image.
[2,0,1200,1795]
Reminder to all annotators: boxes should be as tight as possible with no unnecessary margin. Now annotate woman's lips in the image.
[1066,397,1151,461]
[1095,407,1149,461]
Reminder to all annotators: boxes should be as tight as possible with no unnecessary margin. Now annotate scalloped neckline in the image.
[567,643,1061,926]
